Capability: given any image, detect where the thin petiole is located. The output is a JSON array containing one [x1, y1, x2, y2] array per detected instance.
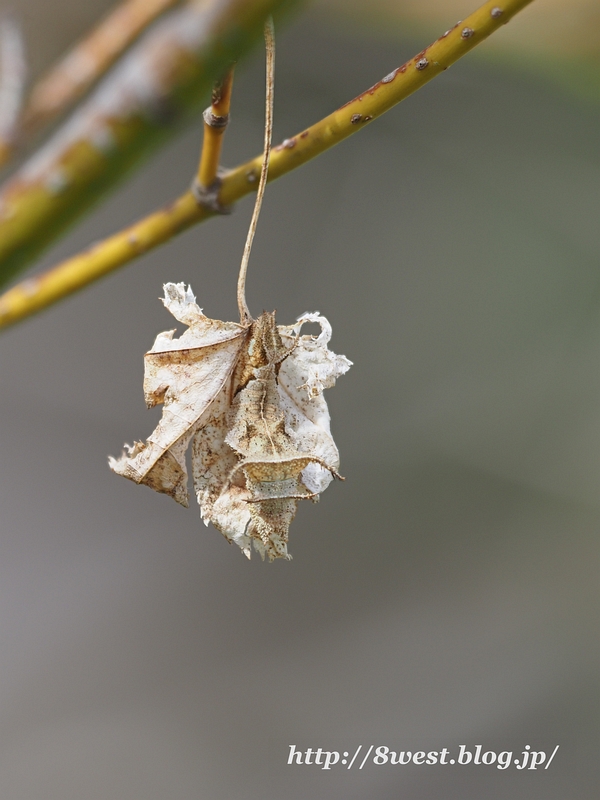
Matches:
[[237, 16, 274, 326]]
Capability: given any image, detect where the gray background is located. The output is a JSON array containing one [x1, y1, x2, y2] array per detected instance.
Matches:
[[1, 4, 600, 798]]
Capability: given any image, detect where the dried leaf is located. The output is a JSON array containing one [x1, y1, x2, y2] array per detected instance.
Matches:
[[110, 283, 351, 560]]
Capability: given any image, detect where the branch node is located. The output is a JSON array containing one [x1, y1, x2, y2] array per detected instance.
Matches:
[[202, 107, 230, 130], [191, 175, 231, 214]]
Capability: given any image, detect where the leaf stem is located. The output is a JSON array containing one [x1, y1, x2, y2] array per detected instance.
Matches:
[[0, 0, 534, 330], [237, 17, 274, 326]]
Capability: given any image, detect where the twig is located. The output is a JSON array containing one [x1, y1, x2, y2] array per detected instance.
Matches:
[[193, 65, 235, 211], [0, 0, 534, 330], [237, 17, 274, 325], [0, 0, 300, 289]]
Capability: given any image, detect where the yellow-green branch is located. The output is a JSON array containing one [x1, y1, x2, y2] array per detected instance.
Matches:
[[0, 0, 534, 330]]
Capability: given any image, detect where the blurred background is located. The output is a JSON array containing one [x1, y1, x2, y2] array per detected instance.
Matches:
[[1, 0, 600, 797]]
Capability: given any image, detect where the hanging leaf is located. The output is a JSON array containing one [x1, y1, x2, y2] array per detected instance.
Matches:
[[110, 282, 351, 560]]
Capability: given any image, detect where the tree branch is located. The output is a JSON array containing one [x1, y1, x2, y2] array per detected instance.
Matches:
[[0, 0, 534, 330]]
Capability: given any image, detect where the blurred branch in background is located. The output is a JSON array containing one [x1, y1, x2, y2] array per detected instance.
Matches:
[[0, 0, 300, 290], [0, 15, 27, 164], [19, 0, 183, 142], [0, 0, 535, 330]]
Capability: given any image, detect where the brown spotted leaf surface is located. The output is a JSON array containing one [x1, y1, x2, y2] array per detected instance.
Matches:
[[110, 283, 351, 560]]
